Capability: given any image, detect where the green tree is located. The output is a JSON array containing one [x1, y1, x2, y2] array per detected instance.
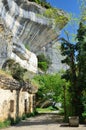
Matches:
[[60, 38, 78, 116], [76, 22, 86, 89], [76, 22, 86, 119], [79, 0, 86, 21], [37, 54, 50, 72], [60, 22, 86, 121], [34, 73, 66, 107]]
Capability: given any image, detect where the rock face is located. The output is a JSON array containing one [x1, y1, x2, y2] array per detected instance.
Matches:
[[37, 42, 68, 74], [0, 20, 12, 67], [0, 0, 68, 73], [45, 42, 68, 73], [0, 18, 37, 73], [0, 0, 58, 52]]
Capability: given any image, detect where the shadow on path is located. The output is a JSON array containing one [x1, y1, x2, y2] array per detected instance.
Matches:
[[15, 113, 64, 127]]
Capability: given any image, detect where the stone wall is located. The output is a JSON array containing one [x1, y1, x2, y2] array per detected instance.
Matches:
[[0, 72, 37, 122], [0, 88, 34, 122], [0, 89, 17, 121]]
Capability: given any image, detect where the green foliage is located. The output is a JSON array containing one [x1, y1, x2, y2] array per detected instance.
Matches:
[[11, 63, 27, 82], [36, 106, 57, 113], [37, 54, 50, 72], [34, 73, 66, 105], [25, 44, 30, 50], [76, 22, 86, 90], [82, 112, 86, 120], [22, 114, 27, 120], [0, 119, 11, 128], [76, 23, 86, 120], [60, 21, 86, 122], [29, 0, 51, 8], [79, 0, 86, 21], [38, 62, 48, 71], [44, 8, 69, 29], [9, 117, 21, 125], [3, 59, 27, 83], [29, 0, 68, 28], [26, 111, 38, 118]]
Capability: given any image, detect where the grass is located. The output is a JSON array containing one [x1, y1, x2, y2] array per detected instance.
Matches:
[[36, 106, 58, 113], [0, 69, 12, 78]]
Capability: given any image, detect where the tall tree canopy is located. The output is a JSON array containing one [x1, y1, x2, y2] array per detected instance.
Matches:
[[60, 21, 86, 121]]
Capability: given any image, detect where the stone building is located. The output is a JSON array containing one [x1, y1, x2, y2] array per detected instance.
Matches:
[[0, 72, 38, 122]]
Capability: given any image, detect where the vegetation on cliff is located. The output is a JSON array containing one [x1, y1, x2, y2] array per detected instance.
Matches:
[[37, 54, 50, 72], [44, 8, 69, 29], [29, 0, 51, 8], [29, 0, 69, 29]]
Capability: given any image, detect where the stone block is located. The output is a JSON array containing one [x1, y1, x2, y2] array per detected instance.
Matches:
[[69, 116, 79, 127]]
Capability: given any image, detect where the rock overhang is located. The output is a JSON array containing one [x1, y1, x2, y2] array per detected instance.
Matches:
[[0, 0, 69, 52], [0, 0, 69, 73]]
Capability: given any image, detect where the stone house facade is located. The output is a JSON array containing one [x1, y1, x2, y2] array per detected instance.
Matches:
[[0, 73, 37, 122]]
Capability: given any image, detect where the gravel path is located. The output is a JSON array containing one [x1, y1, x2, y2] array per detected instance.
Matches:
[[1, 113, 86, 130]]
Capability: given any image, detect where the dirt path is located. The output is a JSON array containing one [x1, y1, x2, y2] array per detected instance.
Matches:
[[1, 113, 86, 130]]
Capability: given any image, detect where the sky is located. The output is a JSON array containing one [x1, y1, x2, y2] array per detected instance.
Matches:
[[46, 0, 81, 42], [46, 0, 80, 16]]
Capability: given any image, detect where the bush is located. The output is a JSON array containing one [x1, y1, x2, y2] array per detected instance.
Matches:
[[37, 54, 50, 71], [38, 62, 48, 71], [0, 119, 11, 128], [82, 112, 86, 120], [9, 117, 21, 125], [26, 112, 37, 118], [22, 114, 27, 120]]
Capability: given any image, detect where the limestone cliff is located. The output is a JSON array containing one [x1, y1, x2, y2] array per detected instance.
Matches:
[[46, 42, 68, 73], [0, 0, 68, 73]]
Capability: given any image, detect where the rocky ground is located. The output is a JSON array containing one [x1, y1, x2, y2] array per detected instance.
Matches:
[[1, 113, 86, 130]]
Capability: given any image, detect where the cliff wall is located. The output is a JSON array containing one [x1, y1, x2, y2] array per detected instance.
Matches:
[[0, 0, 68, 73]]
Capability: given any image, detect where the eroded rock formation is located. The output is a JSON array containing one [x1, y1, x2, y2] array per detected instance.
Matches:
[[46, 42, 68, 73], [0, 0, 68, 73]]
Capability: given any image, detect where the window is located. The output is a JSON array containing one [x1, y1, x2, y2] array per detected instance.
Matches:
[[24, 99, 27, 114], [10, 100, 14, 112]]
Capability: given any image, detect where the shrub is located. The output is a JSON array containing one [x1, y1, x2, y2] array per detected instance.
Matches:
[[22, 114, 27, 120], [37, 54, 50, 71], [26, 111, 38, 118], [38, 62, 48, 71], [9, 117, 21, 125], [0, 119, 11, 128]]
